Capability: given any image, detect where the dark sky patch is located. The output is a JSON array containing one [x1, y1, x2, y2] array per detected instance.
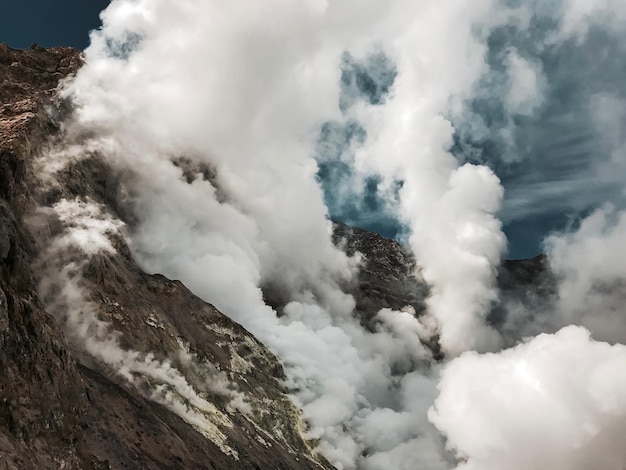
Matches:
[[1, 0, 110, 49]]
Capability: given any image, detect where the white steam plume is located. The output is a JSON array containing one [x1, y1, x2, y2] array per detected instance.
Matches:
[[431, 326, 626, 470], [48, 0, 626, 469], [427, 4, 626, 468], [60, 1, 520, 465], [545, 205, 626, 344], [350, 0, 509, 355]]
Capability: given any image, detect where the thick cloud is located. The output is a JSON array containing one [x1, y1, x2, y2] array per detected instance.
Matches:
[[58, 2, 516, 466], [431, 326, 626, 470]]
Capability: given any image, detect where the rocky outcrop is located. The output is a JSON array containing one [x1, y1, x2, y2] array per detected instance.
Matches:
[[332, 221, 428, 327], [0, 43, 88, 469], [332, 223, 555, 355]]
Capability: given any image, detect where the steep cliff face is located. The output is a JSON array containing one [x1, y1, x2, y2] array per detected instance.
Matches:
[[0, 43, 89, 469], [0, 43, 332, 470]]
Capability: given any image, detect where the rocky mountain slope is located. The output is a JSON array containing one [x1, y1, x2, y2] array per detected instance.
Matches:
[[0, 43, 332, 470], [0, 44, 552, 468]]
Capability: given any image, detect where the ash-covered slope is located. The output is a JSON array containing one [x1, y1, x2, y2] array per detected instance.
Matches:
[[0, 43, 331, 470]]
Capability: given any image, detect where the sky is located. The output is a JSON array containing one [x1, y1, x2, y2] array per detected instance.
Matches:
[[0, 0, 109, 49], [2, 1, 625, 260]]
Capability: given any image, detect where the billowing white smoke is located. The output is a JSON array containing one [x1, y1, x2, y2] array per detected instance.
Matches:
[[430, 2, 626, 464], [431, 326, 626, 470], [60, 1, 513, 467], [50, 0, 626, 469], [65, 0, 514, 355], [429, 3, 626, 468], [346, 0, 510, 356]]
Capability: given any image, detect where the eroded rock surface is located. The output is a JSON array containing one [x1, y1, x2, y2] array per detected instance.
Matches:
[[332, 221, 429, 327]]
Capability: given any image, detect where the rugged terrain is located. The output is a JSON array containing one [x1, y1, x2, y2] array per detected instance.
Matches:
[[0, 43, 332, 470], [0, 44, 551, 468]]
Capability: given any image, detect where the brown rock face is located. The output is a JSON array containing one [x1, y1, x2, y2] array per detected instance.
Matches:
[[0, 45, 331, 469], [332, 223, 555, 355], [0, 44, 88, 469], [0, 44, 81, 209], [331, 221, 429, 326]]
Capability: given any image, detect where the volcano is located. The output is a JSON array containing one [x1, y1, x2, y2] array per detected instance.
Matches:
[[0, 43, 556, 469]]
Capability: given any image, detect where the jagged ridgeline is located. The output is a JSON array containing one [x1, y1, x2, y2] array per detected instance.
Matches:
[[0, 44, 550, 469]]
